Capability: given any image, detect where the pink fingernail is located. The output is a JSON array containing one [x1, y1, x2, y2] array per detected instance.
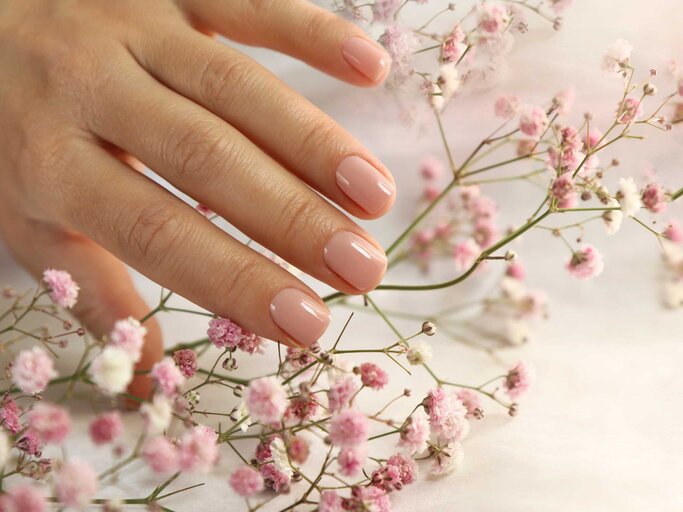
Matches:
[[270, 288, 331, 346], [342, 36, 391, 82], [336, 156, 395, 215], [324, 231, 387, 291]]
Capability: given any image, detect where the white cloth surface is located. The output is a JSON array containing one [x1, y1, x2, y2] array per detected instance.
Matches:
[[1, 1, 683, 510]]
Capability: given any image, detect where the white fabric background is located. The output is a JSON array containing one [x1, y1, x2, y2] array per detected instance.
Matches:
[[1, 1, 683, 510]]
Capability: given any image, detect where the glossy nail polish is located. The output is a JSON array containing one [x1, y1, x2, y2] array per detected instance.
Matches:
[[270, 288, 330, 346], [324, 231, 387, 291], [336, 156, 395, 215], [342, 36, 391, 82]]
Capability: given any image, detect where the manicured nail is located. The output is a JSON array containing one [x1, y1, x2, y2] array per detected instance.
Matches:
[[336, 156, 395, 215], [342, 36, 391, 82], [324, 231, 388, 291], [270, 288, 330, 346]]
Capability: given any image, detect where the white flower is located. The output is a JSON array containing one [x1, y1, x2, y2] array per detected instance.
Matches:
[[602, 199, 623, 235], [269, 438, 293, 478], [500, 277, 527, 300], [662, 239, 683, 269], [406, 341, 433, 365], [663, 280, 683, 309], [0, 430, 9, 468], [504, 319, 531, 345], [602, 39, 633, 72], [140, 394, 172, 435], [431, 441, 464, 477], [233, 401, 251, 432], [429, 83, 445, 111], [439, 63, 461, 101], [617, 177, 642, 216], [88, 347, 133, 395]]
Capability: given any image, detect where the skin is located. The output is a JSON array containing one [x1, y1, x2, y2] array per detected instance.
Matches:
[[0, 0, 395, 399]]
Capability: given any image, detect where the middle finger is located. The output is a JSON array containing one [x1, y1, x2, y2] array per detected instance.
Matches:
[[87, 58, 388, 294]]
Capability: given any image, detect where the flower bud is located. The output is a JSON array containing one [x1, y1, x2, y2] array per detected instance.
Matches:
[[421, 321, 437, 336], [504, 250, 517, 261], [643, 83, 657, 96]]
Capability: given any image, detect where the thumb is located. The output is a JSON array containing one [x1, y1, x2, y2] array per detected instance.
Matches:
[[1, 216, 164, 403]]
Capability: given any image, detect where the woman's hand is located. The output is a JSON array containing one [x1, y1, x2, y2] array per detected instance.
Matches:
[[0, 0, 395, 397]]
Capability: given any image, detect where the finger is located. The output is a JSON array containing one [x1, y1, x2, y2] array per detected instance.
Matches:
[[47, 139, 330, 348], [86, 60, 388, 294], [174, 0, 391, 86], [128, 27, 396, 219], [0, 216, 163, 402]]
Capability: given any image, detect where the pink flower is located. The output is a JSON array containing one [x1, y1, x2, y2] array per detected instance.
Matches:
[[11, 346, 57, 395], [89, 411, 123, 445], [338, 445, 367, 477], [494, 95, 520, 118], [142, 436, 179, 474], [195, 203, 214, 217], [359, 363, 389, 390], [17, 428, 42, 456], [327, 374, 359, 413], [617, 97, 643, 124], [229, 466, 264, 497], [178, 425, 218, 473], [553, 87, 575, 115], [664, 220, 683, 243], [172, 349, 198, 378], [419, 156, 444, 180], [442, 27, 466, 63], [0, 396, 21, 434], [287, 436, 310, 464], [423, 388, 470, 443], [549, 0, 573, 14], [54, 459, 98, 510], [320, 490, 344, 512], [42, 269, 79, 309], [207, 317, 262, 354], [329, 409, 370, 448], [344, 486, 392, 512], [285, 394, 319, 422], [285, 344, 317, 369], [455, 388, 483, 418], [399, 409, 430, 455], [245, 377, 288, 424], [473, 218, 498, 248], [476, 3, 510, 33], [503, 361, 534, 399], [506, 261, 526, 280], [641, 183, 667, 213], [372, 453, 418, 492], [151, 357, 185, 397], [551, 174, 575, 201], [372, 0, 400, 22], [108, 317, 146, 363], [453, 238, 480, 271], [519, 106, 548, 138], [1, 484, 47, 512], [260, 462, 291, 493], [28, 403, 71, 444], [379, 25, 417, 79], [566, 245, 604, 279]]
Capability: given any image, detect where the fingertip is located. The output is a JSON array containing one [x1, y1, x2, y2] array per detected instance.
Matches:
[[336, 156, 397, 217], [341, 36, 392, 85], [269, 288, 331, 347]]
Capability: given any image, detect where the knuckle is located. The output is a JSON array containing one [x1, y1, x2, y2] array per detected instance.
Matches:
[[297, 115, 342, 160], [124, 200, 185, 266], [166, 120, 235, 185], [275, 194, 321, 244], [198, 52, 261, 108], [214, 252, 261, 309], [302, 9, 337, 43]]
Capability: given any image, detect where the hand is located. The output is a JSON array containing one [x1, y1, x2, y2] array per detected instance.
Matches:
[[0, 0, 395, 397]]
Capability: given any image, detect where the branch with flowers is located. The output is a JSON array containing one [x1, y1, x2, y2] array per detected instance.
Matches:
[[1, 1, 682, 511]]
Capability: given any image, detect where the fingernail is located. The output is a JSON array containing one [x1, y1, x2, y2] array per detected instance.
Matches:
[[336, 156, 395, 215], [324, 231, 387, 291], [342, 36, 391, 82], [270, 288, 331, 346]]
